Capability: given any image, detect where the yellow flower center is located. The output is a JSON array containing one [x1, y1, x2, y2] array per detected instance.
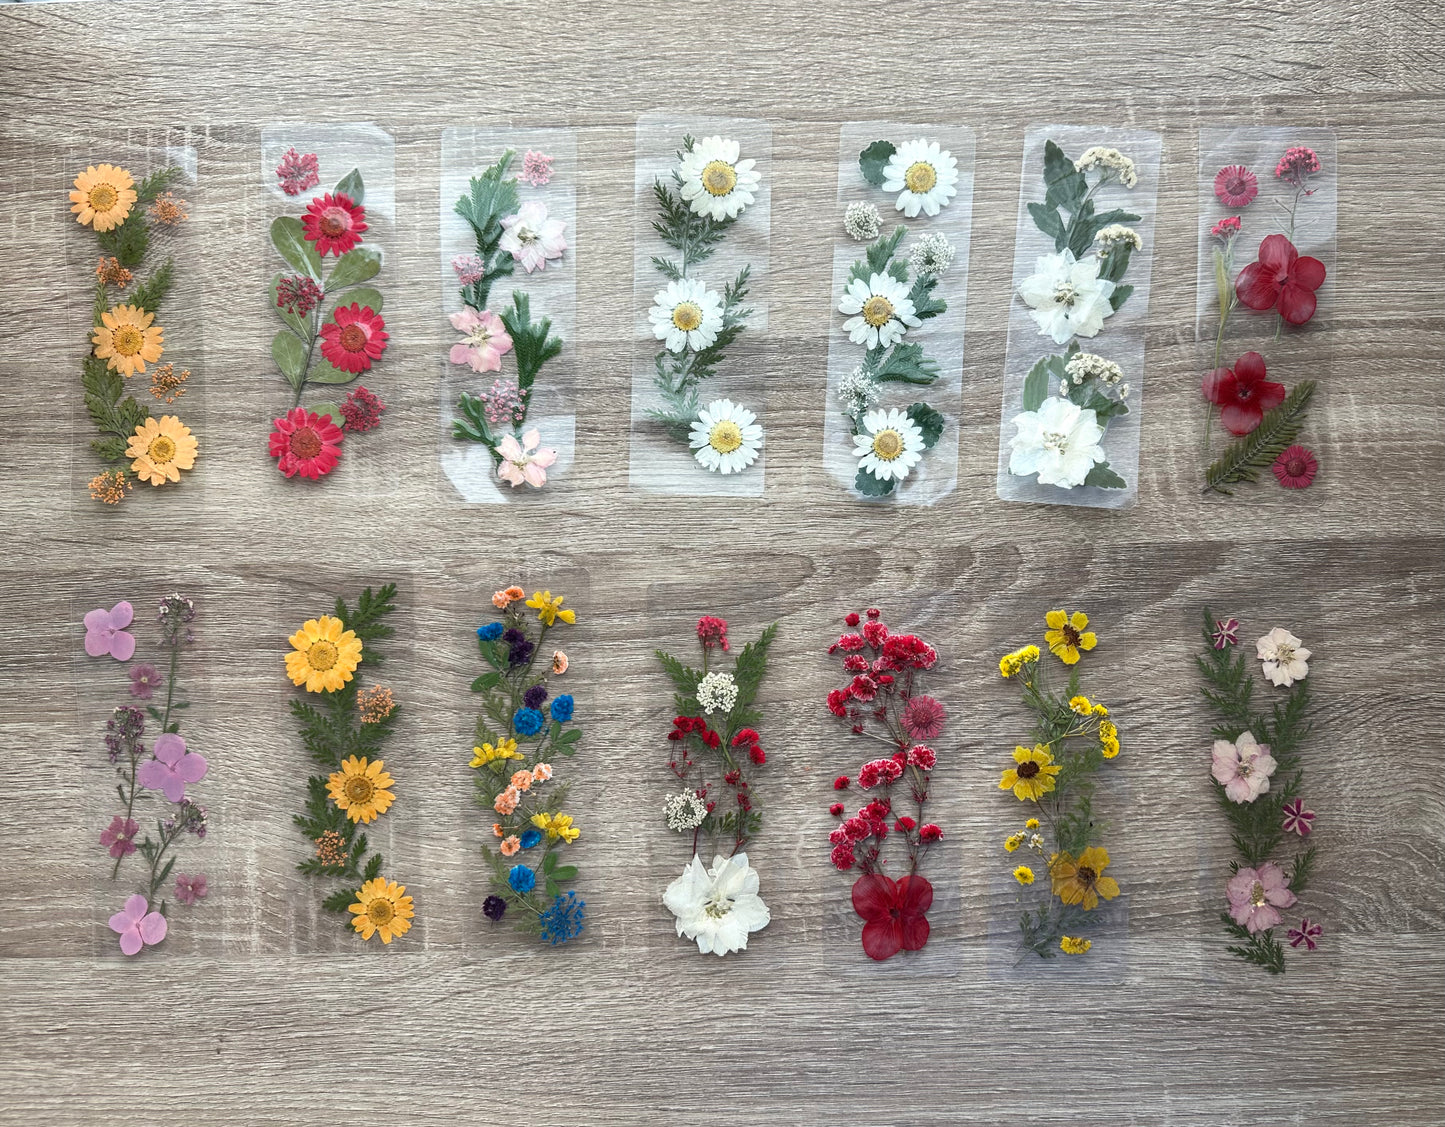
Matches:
[[338, 324, 367, 351], [147, 435, 177, 464], [671, 302, 703, 332], [904, 161, 937, 193], [701, 160, 737, 197], [1250, 881, 1266, 907], [111, 325, 144, 356], [367, 896, 395, 925], [345, 775, 375, 804], [862, 295, 894, 327], [89, 183, 119, 211], [307, 639, 338, 671], [709, 420, 743, 453], [871, 429, 904, 460]]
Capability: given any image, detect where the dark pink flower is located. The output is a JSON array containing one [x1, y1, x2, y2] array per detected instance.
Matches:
[[1272, 446, 1318, 489], [852, 873, 932, 961], [1282, 797, 1315, 836], [901, 695, 946, 741], [99, 816, 138, 859], [1214, 164, 1258, 208], [275, 148, 320, 196], [1275, 146, 1321, 191], [907, 744, 937, 770], [1287, 917, 1322, 950], [1202, 351, 1286, 436], [175, 873, 209, 906], [1211, 215, 1242, 241], [1236, 234, 1326, 325]]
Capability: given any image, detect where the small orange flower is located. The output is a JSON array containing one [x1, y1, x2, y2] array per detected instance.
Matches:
[[552, 650, 568, 674], [500, 835, 521, 857], [492, 585, 527, 609], [88, 469, 130, 505], [96, 256, 133, 288], [493, 786, 520, 815], [532, 763, 553, 783], [147, 191, 188, 225], [510, 769, 534, 792], [147, 363, 189, 405], [492, 822, 504, 837], [94, 304, 164, 377]]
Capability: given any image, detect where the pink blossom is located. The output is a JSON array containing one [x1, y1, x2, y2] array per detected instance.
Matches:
[[448, 309, 513, 373], [137, 732, 209, 803], [1275, 146, 1321, 191], [902, 695, 945, 741], [521, 150, 554, 187], [496, 428, 558, 489], [108, 893, 167, 956], [452, 254, 485, 285], [275, 148, 320, 196], [1226, 863, 1296, 934], [1287, 917, 1322, 950], [1210, 731, 1277, 803], [499, 201, 567, 274], [1210, 216, 1241, 243], [1281, 797, 1315, 837], [175, 873, 209, 906], [1213, 164, 1258, 208], [84, 602, 135, 661], [100, 816, 139, 859], [906, 744, 936, 770]]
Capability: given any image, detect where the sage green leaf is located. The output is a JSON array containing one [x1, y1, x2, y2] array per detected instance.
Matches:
[[271, 329, 308, 388], [854, 466, 896, 497], [905, 402, 946, 449], [1028, 202, 1067, 251], [307, 362, 362, 387], [308, 401, 341, 425], [875, 342, 939, 385], [859, 140, 896, 187], [333, 168, 364, 205], [1109, 283, 1135, 312], [543, 852, 558, 873], [330, 286, 383, 320], [326, 247, 381, 293], [1083, 462, 1127, 489], [1021, 355, 1053, 412], [1043, 140, 1087, 209], [269, 273, 311, 340], [270, 216, 322, 280], [550, 865, 578, 881]]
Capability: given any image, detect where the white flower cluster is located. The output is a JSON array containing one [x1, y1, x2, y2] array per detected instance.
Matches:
[[664, 790, 709, 832], [1074, 146, 1138, 189], [1095, 224, 1142, 255], [696, 671, 739, 715], [838, 365, 881, 419], [843, 201, 881, 242], [1065, 352, 1129, 401], [907, 231, 955, 278]]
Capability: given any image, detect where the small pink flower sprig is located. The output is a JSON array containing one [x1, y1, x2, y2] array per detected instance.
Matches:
[[89, 594, 210, 956], [1197, 610, 1319, 974]]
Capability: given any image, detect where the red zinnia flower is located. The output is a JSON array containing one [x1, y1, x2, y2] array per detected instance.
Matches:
[[1213, 164, 1258, 208], [320, 304, 388, 374], [1202, 351, 1286, 436], [269, 407, 343, 480], [830, 842, 857, 871], [1236, 234, 1326, 326], [1272, 445, 1318, 489], [301, 191, 367, 256], [731, 728, 759, 748], [901, 694, 946, 741], [852, 873, 932, 961]]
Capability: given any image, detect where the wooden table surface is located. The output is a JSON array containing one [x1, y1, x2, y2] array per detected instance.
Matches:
[[1, 1, 1442, 1123]]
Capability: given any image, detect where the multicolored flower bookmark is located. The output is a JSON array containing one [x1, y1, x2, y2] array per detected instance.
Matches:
[[471, 587, 585, 945]]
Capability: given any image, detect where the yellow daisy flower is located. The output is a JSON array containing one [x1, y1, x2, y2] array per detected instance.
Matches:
[[1025, 818, 1039, 830], [1060, 935, 1092, 955], [1044, 609, 1097, 665], [286, 614, 363, 693], [998, 644, 1040, 678], [1013, 865, 1035, 886], [1004, 832, 1024, 853], [470, 738, 522, 767], [93, 304, 164, 377], [70, 163, 137, 231], [126, 415, 197, 486], [1069, 695, 1093, 715], [1050, 847, 1120, 911], [998, 745, 1062, 801], [532, 811, 581, 843], [326, 756, 396, 824], [348, 877, 414, 944], [526, 590, 576, 626], [1100, 720, 1120, 759]]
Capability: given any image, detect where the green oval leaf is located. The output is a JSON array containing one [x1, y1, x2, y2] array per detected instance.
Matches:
[[326, 247, 381, 293], [307, 363, 362, 387], [270, 216, 321, 280], [334, 168, 365, 205], [1021, 355, 1053, 412], [271, 329, 308, 388], [308, 401, 341, 425], [330, 286, 382, 320]]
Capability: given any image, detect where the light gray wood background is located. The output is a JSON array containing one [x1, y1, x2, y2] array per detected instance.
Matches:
[[1, 1, 1442, 1123]]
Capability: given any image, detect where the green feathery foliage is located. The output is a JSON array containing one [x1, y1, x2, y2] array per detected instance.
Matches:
[[455, 152, 520, 310], [1204, 381, 1316, 495], [82, 355, 150, 463], [500, 291, 563, 401]]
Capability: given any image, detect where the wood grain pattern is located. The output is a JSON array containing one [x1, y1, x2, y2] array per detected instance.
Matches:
[[1, 0, 1442, 1122]]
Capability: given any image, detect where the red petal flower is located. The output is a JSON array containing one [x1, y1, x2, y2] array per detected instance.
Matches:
[[1235, 234, 1326, 326], [319, 304, 388, 374], [852, 873, 933, 961], [1202, 351, 1287, 435], [301, 191, 367, 257], [268, 407, 343, 480], [1213, 164, 1259, 208], [1272, 445, 1318, 489]]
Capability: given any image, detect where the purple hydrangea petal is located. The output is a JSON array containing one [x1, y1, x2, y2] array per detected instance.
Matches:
[[109, 631, 136, 661], [138, 911, 167, 946], [118, 926, 143, 956], [136, 760, 168, 793], [152, 733, 186, 766], [176, 752, 209, 784], [110, 602, 134, 629]]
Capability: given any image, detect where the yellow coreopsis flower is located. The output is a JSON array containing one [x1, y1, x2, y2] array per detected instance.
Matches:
[[94, 304, 165, 377], [326, 756, 396, 824], [1060, 935, 1093, 955], [71, 163, 137, 231], [286, 615, 363, 693], [470, 738, 522, 767], [126, 415, 197, 486], [1013, 865, 1035, 886], [1050, 847, 1120, 911], [526, 590, 576, 626], [348, 877, 414, 944], [998, 745, 1062, 802], [532, 811, 581, 843], [1044, 609, 1097, 665]]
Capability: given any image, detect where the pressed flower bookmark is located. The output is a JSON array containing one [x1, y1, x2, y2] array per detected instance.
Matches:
[[657, 614, 777, 955], [1197, 613, 1321, 972], [263, 125, 393, 483], [628, 116, 772, 496], [997, 127, 1160, 509], [1197, 128, 1336, 496], [440, 129, 576, 502], [824, 124, 975, 504], [70, 144, 201, 506], [287, 584, 416, 945], [471, 586, 585, 944], [83, 594, 210, 955]]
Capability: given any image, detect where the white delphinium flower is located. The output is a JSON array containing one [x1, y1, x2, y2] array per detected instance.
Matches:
[[689, 399, 762, 476], [1017, 250, 1116, 344], [663, 853, 770, 956], [844, 201, 882, 242], [853, 407, 926, 484], [1095, 224, 1142, 255], [908, 231, 955, 277], [696, 671, 739, 714], [677, 136, 761, 221], [881, 138, 959, 217], [838, 365, 881, 419], [1074, 146, 1138, 188], [1008, 396, 1107, 489], [664, 791, 709, 832], [1256, 628, 1311, 687], [839, 272, 920, 350], [650, 278, 724, 354]]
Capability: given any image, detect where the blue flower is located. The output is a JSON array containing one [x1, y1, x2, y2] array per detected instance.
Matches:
[[550, 694, 575, 723], [519, 828, 543, 849], [477, 622, 504, 642], [538, 890, 586, 945], [512, 707, 544, 737], [507, 865, 536, 894]]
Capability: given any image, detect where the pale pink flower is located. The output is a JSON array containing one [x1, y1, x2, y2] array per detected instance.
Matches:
[[1227, 863, 1296, 933], [448, 309, 513, 373], [108, 893, 167, 956], [1257, 627, 1310, 687], [497, 428, 558, 489], [1210, 731, 1277, 804], [499, 201, 567, 274], [521, 150, 554, 186]]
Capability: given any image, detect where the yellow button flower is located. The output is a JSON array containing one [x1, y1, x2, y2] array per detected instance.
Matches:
[[94, 303, 165, 377], [998, 644, 1041, 678], [1060, 935, 1092, 955], [286, 614, 363, 693], [70, 163, 137, 231], [1069, 695, 1093, 715], [1100, 720, 1120, 759], [1013, 865, 1035, 886], [532, 811, 580, 843], [526, 590, 575, 626], [1044, 609, 1097, 665], [126, 415, 197, 486], [999, 745, 1062, 802], [1004, 832, 1025, 853]]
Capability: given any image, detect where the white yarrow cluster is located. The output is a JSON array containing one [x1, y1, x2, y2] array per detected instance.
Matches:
[[696, 671, 739, 715], [907, 231, 955, 277], [1074, 146, 1138, 189], [844, 201, 881, 241], [838, 365, 881, 419], [1064, 352, 1124, 387], [664, 790, 709, 832], [1095, 224, 1142, 254]]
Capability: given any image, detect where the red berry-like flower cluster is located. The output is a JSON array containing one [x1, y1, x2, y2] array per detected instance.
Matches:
[[340, 386, 386, 434], [696, 616, 729, 652]]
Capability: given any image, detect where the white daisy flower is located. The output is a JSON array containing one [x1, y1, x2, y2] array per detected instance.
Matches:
[[650, 278, 724, 354], [881, 139, 959, 218], [839, 272, 920, 350], [689, 399, 762, 475], [678, 136, 761, 221], [1007, 395, 1107, 489], [853, 407, 926, 483], [1017, 250, 1117, 344], [663, 853, 770, 956]]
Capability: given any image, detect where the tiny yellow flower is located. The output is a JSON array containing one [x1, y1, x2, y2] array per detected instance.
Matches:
[[1013, 865, 1035, 886], [1093, 703, 1110, 716], [1069, 695, 1092, 715], [1005, 833, 1025, 853], [1025, 818, 1039, 830], [1060, 935, 1092, 955], [470, 738, 522, 767], [1099, 720, 1120, 759], [998, 644, 1041, 678], [526, 590, 576, 626], [531, 811, 581, 843]]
